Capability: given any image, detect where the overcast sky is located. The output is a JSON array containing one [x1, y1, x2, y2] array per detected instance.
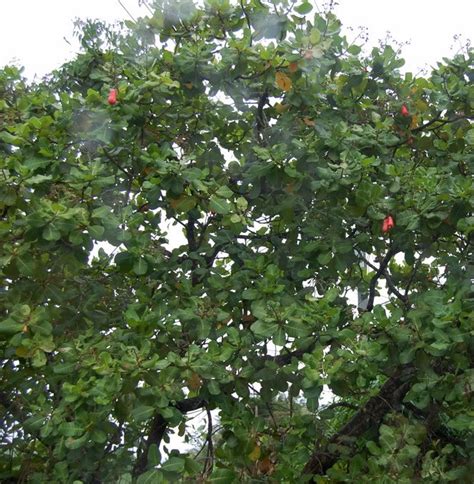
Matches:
[[0, 0, 472, 79]]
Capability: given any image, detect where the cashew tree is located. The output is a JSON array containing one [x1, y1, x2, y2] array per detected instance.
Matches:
[[0, 0, 472, 482]]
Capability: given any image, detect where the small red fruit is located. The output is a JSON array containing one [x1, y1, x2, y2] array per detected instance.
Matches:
[[400, 104, 409, 117], [108, 88, 118, 105], [382, 215, 395, 233]]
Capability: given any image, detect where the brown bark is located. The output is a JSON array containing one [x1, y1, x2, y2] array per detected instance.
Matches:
[[132, 344, 318, 476], [133, 397, 205, 477], [303, 365, 416, 478]]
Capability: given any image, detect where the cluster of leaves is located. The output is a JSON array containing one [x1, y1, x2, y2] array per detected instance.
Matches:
[[0, 0, 472, 482]]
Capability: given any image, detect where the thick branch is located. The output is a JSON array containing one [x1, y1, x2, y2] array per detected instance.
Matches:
[[303, 364, 416, 478], [404, 401, 465, 447], [133, 397, 205, 477], [133, 343, 319, 476]]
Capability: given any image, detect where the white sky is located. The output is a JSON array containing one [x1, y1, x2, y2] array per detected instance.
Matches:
[[0, 0, 472, 79]]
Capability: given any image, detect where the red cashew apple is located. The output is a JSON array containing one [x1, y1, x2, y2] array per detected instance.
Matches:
[[400, 104, 409, 117], [108, 88, 118, 105], [382, 215, 395, 233]]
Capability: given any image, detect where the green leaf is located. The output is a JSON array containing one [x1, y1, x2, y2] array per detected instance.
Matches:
[[31, 350, 47, 367], [209, 195, 231, 215], [318, 252, 332, 265], [286, 319, 310, 338], [92, 206, 113, 220], [133, 258, 148, 275], [0, 130, 22, 146], [0, 319, 24, 335], [59, 421, 84, 437], [161, 456, 185, 473], [216, 185, 234, 198], [399, 347, 415, 364], [16, 256, 35, 276], [310, 28, 321, 44], [147, 444, 161, 466], [209, 469, 238, 483], [25, 174, 53, 185], [250, 320, 279, 338], [446, 414, 474, 432], [53, 362, 77, 374], [366, 441, 381, 456], [295, 2, 313, 15], [236, 197, 248, 211], [136, 470, 164, 484], [43, 224, 61, 241], [24, 414, 46, 431], [208, 380, 221, 395], [65, 433, 88, 450], [465, 129, 474, 145], [170, 195, 197, 212], [184, 457, 202, 475], [88, 225, 105, 239], [242, 288, 259, 300], [117, 474, 133, 484], [132, 405, 155, 422]]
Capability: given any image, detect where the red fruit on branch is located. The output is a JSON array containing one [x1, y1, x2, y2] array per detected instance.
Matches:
[[382, 215, 395, 233], [108, 88, 118, 105], [400, 104, 409, 117]]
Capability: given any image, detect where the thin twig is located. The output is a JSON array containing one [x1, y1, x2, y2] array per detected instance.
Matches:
[[117, 0, 136, 22]]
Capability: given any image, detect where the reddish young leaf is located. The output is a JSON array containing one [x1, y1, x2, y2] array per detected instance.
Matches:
[[400, 104, 409, 117]]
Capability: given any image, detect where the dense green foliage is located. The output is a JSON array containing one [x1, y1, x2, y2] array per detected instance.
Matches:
[[0, 0, 473, 482]]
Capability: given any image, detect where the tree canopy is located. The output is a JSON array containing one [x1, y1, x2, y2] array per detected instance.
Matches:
[[0, 0, 473, 482]]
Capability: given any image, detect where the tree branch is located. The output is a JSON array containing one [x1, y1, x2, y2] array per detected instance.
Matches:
[[357, 251, 408, 307], [303, 364, 416, 478], [261, 341, 320, 366], [324, 402, 359, 411], [133, 397, 205, 477], [203, 406, 214, 476], [366, 248, 398, 311], [254, 89, 269, 145], [133, 342, 321, 476], [186, 215, 199, 286], [101, 146, 133, 179]]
